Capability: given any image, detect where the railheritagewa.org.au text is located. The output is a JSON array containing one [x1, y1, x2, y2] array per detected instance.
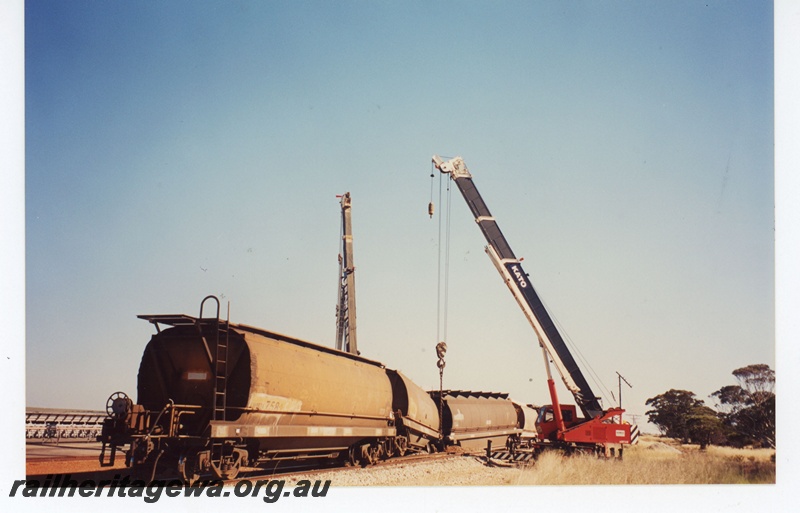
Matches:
[[9, 474, 331, 503]]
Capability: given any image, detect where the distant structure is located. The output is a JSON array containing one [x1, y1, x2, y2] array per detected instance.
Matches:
[[26, 408, 105, 442]]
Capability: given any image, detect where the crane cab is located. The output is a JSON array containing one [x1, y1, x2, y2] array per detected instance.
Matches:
[[536, 404, 581, 442]]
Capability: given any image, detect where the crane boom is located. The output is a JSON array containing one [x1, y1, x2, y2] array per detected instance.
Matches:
[[432, 155, 603, 418]]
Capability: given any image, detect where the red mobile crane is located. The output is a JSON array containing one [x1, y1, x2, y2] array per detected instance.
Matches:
[[432, 155, 637, 456]]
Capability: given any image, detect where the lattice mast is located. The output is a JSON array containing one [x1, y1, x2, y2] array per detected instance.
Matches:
[[335, 192, 358, 354]]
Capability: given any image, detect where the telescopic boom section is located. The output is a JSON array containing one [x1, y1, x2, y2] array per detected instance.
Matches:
[[432, 155, 604, 419], [335, 192, 358, 355]]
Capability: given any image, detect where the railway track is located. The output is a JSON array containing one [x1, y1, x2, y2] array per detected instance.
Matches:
[[27, 445, 462, 483], [224, 451, 461, 485]]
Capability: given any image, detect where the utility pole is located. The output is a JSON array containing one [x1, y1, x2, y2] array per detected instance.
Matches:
[[616, 371, 632, 423]]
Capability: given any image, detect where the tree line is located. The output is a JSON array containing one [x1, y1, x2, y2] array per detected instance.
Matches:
[[645, 364, 775, 449]]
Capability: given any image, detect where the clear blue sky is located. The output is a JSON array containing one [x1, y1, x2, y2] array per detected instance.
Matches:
[[21, 1, 775, 431]]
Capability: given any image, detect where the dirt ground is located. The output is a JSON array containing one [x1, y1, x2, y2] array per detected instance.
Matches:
[[287, 455, 520, 486], [26, 457, 128, 477], [26, 441, 127, 477]]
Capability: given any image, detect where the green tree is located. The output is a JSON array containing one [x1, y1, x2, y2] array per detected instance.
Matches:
[[686, 404, 726, 450], [711, 364, 775, 448], [645, 389, 705, 442]]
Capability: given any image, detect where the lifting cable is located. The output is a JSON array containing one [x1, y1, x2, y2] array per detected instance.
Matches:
[[443, 176, 452, 343], [432, 162, 454, 441], [431, 161, 453, 347], [540, 293, 616, 408]]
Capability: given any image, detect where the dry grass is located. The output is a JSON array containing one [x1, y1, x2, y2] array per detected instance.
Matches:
[[513, 437, 775, 485], [705, 444, 775, 462]]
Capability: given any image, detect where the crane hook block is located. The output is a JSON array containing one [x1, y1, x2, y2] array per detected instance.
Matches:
[[428, 202, 435, 218]]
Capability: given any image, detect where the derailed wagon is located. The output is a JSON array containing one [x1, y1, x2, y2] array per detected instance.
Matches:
[[430, 390, 520, 452], [100, 297, 458, 481]]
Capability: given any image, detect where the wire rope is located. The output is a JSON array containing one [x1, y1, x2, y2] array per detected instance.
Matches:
[[432, 164, 454, 347], [442, 178, 452, 343], [436, 166, 443, 344], [538, 291, 615, 407]]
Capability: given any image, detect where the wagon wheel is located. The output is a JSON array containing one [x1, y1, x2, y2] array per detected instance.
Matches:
[[211, 450, 244, 481], [356, 443, 379, 466], [216, 460, 240, 481], [211, 458, 242, 480], [394, 436, 407, 457], [369, 444, 382, 464], [346, 446, 358, 467]]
